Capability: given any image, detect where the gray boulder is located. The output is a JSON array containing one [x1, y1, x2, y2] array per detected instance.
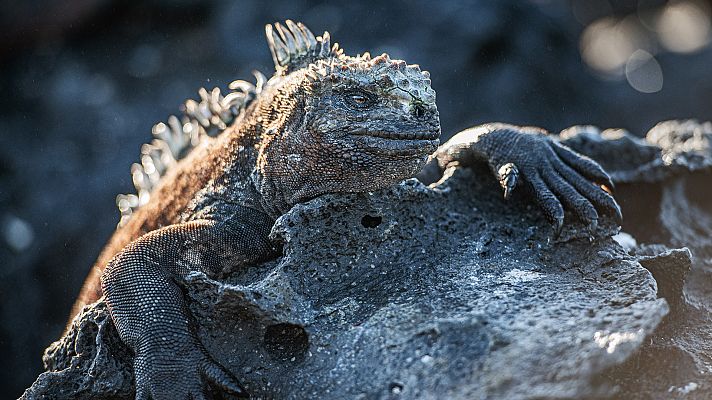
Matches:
[[23, 176, 664, 398], [24, 120, 712, 399]]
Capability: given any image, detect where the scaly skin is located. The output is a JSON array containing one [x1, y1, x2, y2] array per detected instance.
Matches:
[[70, 21, 621, 399]]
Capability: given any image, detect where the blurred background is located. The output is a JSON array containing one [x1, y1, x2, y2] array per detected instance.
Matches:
[[1, 0, 711, 397]]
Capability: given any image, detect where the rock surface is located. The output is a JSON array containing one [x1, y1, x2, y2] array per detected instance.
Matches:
[[564, 120, 712, 399], [25, 166, 669, 399]]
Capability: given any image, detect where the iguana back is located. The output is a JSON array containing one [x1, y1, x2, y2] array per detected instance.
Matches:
[[71, 75, 267, 317]]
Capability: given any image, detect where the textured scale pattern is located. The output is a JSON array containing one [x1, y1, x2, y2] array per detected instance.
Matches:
[[69, 20, 622, 398], [102, 216, 274, 399]]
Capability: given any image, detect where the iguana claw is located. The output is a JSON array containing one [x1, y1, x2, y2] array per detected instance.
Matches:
[[497, 162, 519, 200]]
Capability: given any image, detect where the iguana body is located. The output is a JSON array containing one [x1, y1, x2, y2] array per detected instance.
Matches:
[[71, 21, 621, 399]]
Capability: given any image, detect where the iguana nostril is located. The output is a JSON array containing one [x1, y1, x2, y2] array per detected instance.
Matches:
[[414, 104, 426, 118]]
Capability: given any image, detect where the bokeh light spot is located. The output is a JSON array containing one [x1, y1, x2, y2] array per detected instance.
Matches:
[[625, 49, 663, 93], [656, 0, 711, 53]]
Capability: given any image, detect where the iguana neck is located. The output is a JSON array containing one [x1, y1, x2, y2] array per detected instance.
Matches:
[[225, 72, 314, 218]]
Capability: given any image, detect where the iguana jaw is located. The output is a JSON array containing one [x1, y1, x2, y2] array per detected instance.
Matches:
[[349, 129, 440, 141], [346, 134, 440, 156]]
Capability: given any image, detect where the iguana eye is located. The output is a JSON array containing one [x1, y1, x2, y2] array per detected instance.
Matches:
[[344, 90, 374, 108], [352, 94, 367, 103]]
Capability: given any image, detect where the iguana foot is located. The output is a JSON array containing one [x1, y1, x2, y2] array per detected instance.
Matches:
[[487, 128, 622, 234], [514, 135, 623, 235], [133, 338, 247, 400]]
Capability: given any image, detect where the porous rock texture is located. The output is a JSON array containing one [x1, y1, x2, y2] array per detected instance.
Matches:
[[562, 120, 712, 399], [25, 162, 670, 399]]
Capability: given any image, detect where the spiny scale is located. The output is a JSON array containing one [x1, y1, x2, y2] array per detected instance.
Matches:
[[266, 19, 333, 73], [116, 72, 266, 228]]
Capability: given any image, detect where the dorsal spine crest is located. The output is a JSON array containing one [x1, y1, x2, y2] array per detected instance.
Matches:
[[116, 71, 266, 227], [266, 20, 334, 75]]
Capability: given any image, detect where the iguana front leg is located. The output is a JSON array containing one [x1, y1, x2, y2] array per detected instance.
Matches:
[[102, 209, 276, 399], [418, 123, 622, 234]]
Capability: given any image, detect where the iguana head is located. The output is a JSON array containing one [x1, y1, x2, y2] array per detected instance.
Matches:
[[252, 21, 440, 214]]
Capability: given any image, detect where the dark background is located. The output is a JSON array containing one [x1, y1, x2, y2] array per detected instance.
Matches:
[[1, 0, 711, 397]]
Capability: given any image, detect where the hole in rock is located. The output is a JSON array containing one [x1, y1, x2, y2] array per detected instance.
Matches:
[[361, 214, 382, 228], [263, 323, 309, 361]]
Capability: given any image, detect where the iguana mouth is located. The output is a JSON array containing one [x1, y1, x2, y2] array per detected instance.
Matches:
[[350, 130, 440, 141], [348, 133, 440, 155]]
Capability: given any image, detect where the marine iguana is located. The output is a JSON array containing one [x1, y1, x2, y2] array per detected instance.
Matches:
[[69, 20, 622, 399]]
